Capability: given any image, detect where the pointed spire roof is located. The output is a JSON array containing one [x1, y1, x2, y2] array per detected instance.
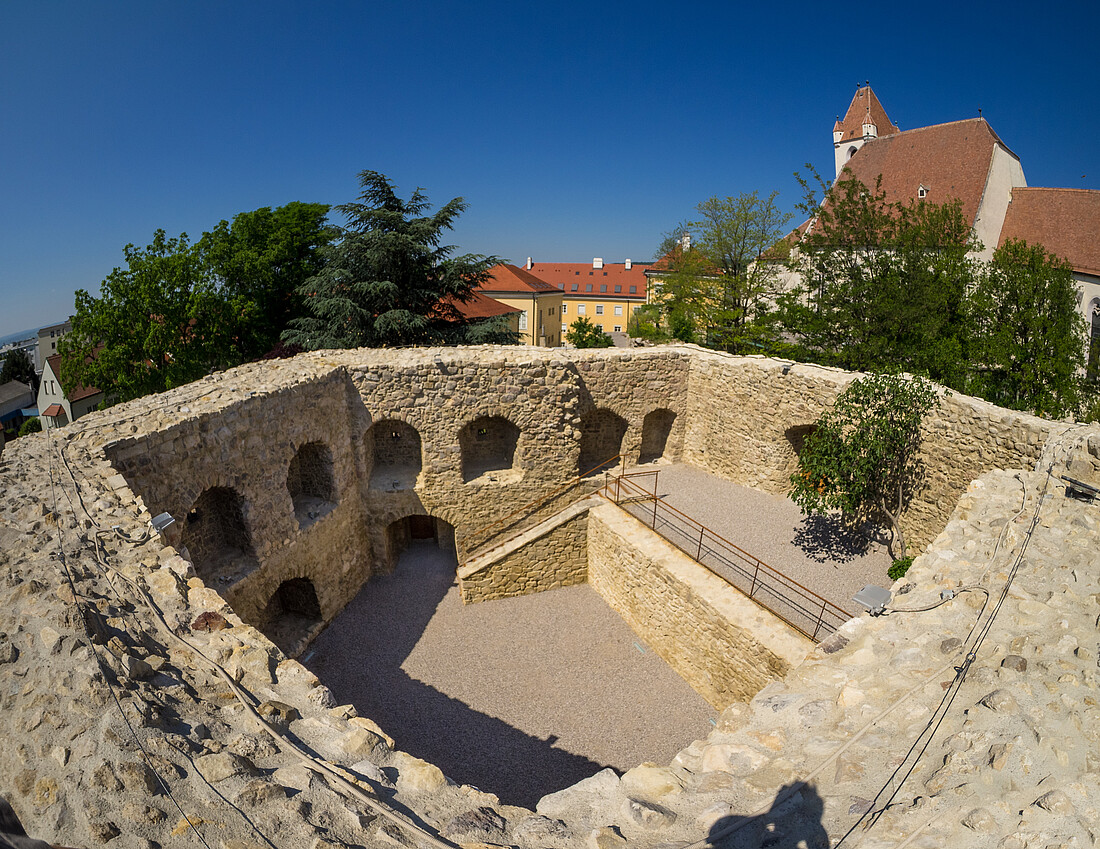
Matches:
[[834, 85, 899, 142]]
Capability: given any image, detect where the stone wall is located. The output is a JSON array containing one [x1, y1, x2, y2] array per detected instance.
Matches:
[[7, 343, 1099, 849], [458, 501, 590, 603], [681, 349, 1062, 550], [586, 502, 811, 710]]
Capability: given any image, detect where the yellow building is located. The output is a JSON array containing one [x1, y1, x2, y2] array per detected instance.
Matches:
[[525, 258, 650, 336], [476, 264, 563, 346]]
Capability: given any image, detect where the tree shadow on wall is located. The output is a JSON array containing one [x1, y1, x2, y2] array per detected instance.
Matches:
[[302, 541, 605, 809], [792, 513, 886, 564], [704, 782, 829, 848]]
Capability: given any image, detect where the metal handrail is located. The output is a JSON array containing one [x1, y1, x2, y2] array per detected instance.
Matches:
[[462, 454, 624, 559], [602, 473, 852, 641]]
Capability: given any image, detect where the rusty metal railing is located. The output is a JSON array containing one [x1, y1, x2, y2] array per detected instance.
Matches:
[[600, 472, 853, 641]]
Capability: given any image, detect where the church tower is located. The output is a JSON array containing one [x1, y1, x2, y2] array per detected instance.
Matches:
[[833, 84, 899, 178]]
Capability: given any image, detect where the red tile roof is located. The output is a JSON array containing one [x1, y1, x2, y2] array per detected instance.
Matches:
[[434, 291, 521, 321], [42, 403, 63, 417], [46, 353, 102, 403], [477, 264, 560, 294], [834, 86, 899, 143], [998, 187, 1100, 277], [840, 118, 1015, 228], [528, 261, 650, 298]]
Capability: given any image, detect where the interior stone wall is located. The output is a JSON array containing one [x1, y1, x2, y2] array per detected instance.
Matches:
[[681, 350, 1063, 551]]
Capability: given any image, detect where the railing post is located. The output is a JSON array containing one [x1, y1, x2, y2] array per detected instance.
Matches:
[[651, 493, 658, 528], [812, 597, 827, 642], [696, 525, 705, 560], [750, 561, 759, 597]]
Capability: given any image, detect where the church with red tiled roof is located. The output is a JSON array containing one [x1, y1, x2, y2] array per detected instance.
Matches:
[[825, 85, 1100, 353]]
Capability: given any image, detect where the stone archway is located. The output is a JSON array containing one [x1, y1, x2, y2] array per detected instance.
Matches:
[[287, 441, 337, 528], [386, 514, 458, 571], [578, 408, 628, 475], [367, 420, 422, 491], [638, 408, 677, 464], [459, 416, 521, 483], [181, 486, 257, 586], [260, 577, 324, 656]]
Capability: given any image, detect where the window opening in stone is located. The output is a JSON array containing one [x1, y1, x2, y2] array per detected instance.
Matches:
[[181, 486, 258, 586], [578, 408, 628, 475], [460, 416, 521, 484], [638, 408, 677, 464], [287, 441, 337, 528], [367, 420, 422, 491], [260, 577, 323, 656]]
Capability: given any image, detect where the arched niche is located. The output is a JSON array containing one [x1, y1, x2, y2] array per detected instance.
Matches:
[[638, 408, 677, 464], [459, 416, 521, 484], [386, 514, 457, 570], [181, 486, 257, 586], [287, 441, 337, 528], [367, 420, 422, 491], [260, 577, 323, 656], [578, 408, 628, 475]]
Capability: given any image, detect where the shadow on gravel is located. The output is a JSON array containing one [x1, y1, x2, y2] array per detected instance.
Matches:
[[303, 541, 605, 809], [792, 513, 882, 563], [705, 782, 828, 848]]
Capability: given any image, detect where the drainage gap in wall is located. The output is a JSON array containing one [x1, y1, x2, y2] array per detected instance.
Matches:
[[300, 531, 715, 809]]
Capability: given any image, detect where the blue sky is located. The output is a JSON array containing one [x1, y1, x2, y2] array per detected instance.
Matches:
[[2, 0, 1098, 339]]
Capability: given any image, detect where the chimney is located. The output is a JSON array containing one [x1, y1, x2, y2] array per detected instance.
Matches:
[[679, 233, 691, 251], [593, 257, 604, 269], [624, 258, 632, 270], [526, 257, 533, 270]]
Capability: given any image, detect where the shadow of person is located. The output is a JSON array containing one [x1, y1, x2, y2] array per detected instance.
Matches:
[[705, 782, 829, 848]]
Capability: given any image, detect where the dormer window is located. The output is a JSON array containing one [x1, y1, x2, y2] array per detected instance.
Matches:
[[918, 184, 929, 199]]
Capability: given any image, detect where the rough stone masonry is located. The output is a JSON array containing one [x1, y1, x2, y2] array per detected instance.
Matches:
[[1, 343, 1097, 848]]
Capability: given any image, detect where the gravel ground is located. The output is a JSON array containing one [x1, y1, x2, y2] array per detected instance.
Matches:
[[622, 463, 893, 628], [303, 464, 891, 808], [304, 541, 717, 809]]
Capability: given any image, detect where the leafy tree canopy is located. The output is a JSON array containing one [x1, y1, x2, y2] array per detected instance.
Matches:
[[780, 169, 977, 387], [789, 372, 941, 560], [566, 316, 614, 348], [968, 239, 1086, 418], [63, 202, 332, 403], [0, 348, 37, 393], [653, 191, 792, 352], [282, 170, 500, 350], [198, 202, 335, 358]]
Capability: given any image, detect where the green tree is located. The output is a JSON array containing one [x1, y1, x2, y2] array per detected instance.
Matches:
[[566, 316, 614, 348], [781, 170, 977, 387], [967, 239, 1086, 418], [62, 230, 231, 402], [653, 192, 792, 352], [626, 303, 668, 342], [17, 417, 41, 437], [198, 202, 334, 359], [789, 372, 941, 560], [0, 348, 38, 393], [282, 170, 499, 350], [63, 203, 334, 403]]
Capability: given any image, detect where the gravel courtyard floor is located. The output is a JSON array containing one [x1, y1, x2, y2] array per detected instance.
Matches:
[[304, 463, 893, 808], [305, 541, 717, 809]]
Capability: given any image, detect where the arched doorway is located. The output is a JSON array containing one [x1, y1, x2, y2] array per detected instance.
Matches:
[[261, 577, 323, 655], [287, 441, 337, 527], [182, 486, 257, 585], [638, 409, 676, 464], [459, 416, 520, 483], [367, 420, 422, 490], [578, 408, 628, 475], [386, 514, 457, 570]]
